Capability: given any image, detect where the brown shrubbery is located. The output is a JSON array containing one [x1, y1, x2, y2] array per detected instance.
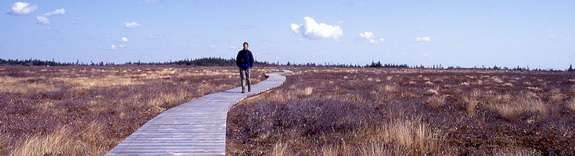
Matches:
[[0, 66, 274, 155], [228, 67, 575, 155]]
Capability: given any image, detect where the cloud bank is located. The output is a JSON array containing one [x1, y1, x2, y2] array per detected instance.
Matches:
[[291, 17, 343, 39], [124, 22, 142, 29], [9, 2, 37, 15]]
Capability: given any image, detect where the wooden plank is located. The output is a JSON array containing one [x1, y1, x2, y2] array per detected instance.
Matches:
[[107, 71, 289, 155]]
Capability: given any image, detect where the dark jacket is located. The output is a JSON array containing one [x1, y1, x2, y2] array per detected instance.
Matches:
[[236, 49, 254, 69]]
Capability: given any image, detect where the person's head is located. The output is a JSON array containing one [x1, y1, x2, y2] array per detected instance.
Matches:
[[243, 42, 249, 50]]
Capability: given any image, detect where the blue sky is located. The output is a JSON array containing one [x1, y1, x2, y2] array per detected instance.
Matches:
[[1, 0, 574, 69]]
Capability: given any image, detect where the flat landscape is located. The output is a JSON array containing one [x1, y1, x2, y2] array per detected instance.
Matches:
[[0, 66, 273, 155], [1, 66, 575, 155], [228, 67, 575, 155]]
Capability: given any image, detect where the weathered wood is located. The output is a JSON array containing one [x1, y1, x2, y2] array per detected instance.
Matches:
[[107, 70, 289, 155]]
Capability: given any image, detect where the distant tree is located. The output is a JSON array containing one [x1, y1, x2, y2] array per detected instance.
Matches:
[[568, 64, 574, 72]]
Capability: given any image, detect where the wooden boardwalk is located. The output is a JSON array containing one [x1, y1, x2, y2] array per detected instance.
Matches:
[[107, 70, 289, 155]]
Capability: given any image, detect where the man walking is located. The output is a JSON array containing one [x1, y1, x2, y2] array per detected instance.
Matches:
[[236, 42, 254, 93]]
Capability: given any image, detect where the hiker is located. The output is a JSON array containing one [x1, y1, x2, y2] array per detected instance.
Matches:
[[236, 42, 254, 93]]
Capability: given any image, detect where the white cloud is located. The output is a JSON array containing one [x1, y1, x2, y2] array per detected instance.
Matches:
[[416, 36, 431, 42], [359, 32, 384, 44], [359, 32, 374, 39], [36, 9, 66, 25], [36, 16, 50, 25], [291, 17, 343, 39], [124, 22, 142, 29], [43, 8, 65, 16], [109, 44, 127, 50], [120, 37, 128, 42], [110, 44, 119, 50], [9, 2, 37, 15]]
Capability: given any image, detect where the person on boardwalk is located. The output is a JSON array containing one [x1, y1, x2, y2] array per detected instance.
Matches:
[[236, 42, 254, 93]]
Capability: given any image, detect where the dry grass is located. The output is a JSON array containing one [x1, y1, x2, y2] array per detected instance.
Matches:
[[377, 119, 445, 153], [493, 147, 542, 156], [272, 142, 289, 156], [0, 76, 59, 94], [491, 96, 548, 121], [296, 87, 313, 97], [11, 121, 109, 156], [0, 133, 9, 153], [425, 95, 445, 110], [567, 98, 575, 112], [228, 67, 575, 155], [463, 90, 481, 117], [11, 122, 112, 155], [381, 85, 397, 92], [12, 126, 74, 156], [0, 66, 276, 155]]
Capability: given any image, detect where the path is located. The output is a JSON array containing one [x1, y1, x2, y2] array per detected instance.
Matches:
[[107, 70, 289, 155]]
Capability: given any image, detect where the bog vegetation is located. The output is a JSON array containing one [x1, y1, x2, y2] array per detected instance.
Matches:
[[228, 67, 575, 155], [1, 63, 575, 155], [0, 66, 271, 155]]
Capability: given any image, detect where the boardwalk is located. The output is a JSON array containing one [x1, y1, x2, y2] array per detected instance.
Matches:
[[107, 70, 289, 155]]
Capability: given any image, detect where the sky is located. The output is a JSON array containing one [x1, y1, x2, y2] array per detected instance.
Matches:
[[1, 0, 574, 69]]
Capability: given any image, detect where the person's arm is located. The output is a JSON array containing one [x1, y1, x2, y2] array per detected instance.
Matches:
[[248, 51, 254, 68], [236, 51, 242, 68]]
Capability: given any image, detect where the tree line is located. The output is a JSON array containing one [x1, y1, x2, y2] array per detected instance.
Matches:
[[1, 58, 572, 71]]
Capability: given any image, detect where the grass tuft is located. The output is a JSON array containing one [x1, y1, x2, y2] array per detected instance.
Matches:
[[380, 119, 443, 152], [11, 126, 74, 156], [464, 90, 482, 117], [567, 98, 575, 112], [303, 87, 313, 96], [425, 95, 445, 110], [492, 96, 548, 121], [0, 133, 9, 153], [272, 142, 289, 156]]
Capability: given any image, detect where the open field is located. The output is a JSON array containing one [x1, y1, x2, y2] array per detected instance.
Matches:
[[228, 67, 575, 155], [2, 66, 574, 155], [0, 66, 276, 155]]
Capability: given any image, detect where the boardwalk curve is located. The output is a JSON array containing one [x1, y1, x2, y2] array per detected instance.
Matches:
[[107, 70, 290, 155]]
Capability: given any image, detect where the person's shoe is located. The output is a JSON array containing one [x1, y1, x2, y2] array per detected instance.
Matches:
[[241, 88, 245, 93], [248, 86, 251, 92]]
